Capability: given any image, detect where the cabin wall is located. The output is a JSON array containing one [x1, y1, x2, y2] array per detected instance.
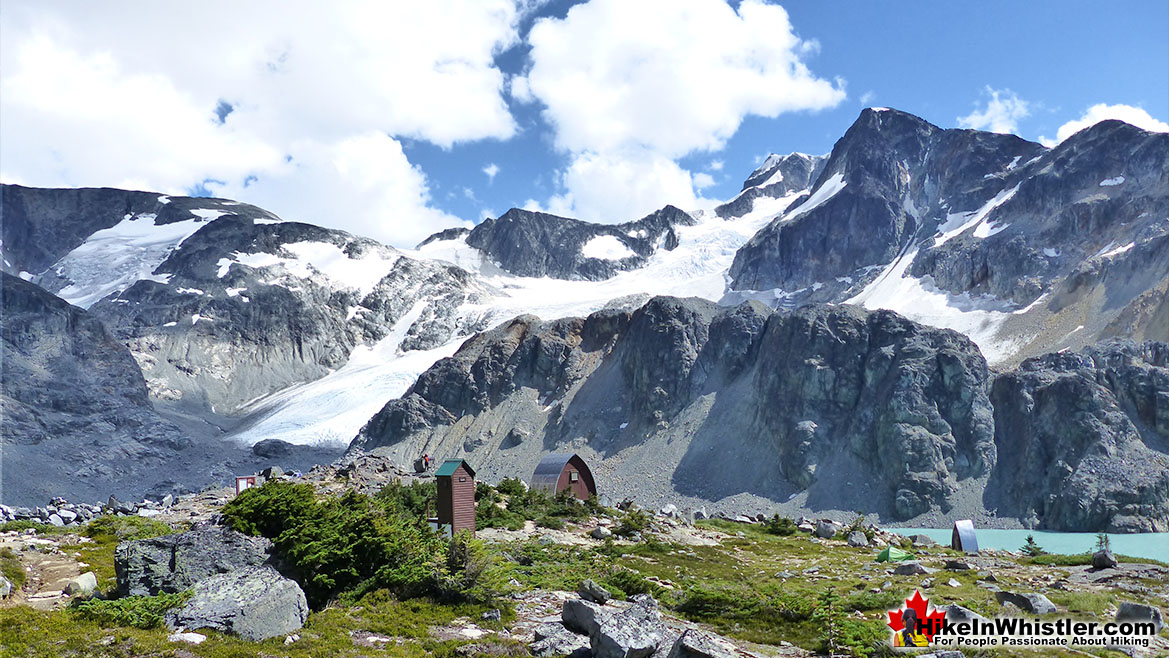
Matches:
[[438, 465, 476, 535]]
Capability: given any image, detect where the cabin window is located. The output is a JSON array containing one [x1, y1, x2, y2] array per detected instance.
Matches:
[[569, 471, 579, 483], [459, 477, 467, 482]]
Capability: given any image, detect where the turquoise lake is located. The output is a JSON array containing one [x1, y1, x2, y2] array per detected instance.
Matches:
[[890, 528, 1168, 563]]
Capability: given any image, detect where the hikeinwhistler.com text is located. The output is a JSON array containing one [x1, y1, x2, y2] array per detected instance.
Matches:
[[925, 617, 1158, 649]]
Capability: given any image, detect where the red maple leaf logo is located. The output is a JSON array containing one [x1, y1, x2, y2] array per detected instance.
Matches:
[[887, 590, 948, 641]]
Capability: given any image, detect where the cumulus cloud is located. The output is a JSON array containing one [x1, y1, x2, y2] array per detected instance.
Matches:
[[483, 163, 501, 182], [1040, 103, 1169, 146], [518, 0, 844, 222], [0, 0, 520, 246], [957, 87, 1031, 134]]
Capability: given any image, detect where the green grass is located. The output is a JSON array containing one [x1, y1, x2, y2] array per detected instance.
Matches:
[[0, 547, 27, 589], [72, 592, 192, 629], [0, 591, 520, 658]]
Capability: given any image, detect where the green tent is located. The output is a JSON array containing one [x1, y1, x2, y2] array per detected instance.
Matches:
[[876, 546, 916, 562]]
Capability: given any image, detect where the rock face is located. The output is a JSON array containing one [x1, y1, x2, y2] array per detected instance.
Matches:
[[666, 629, 738, 658], [589, 595, 665, 658], [727, 109, 1169, 366], [987, 341, 1169, 532], [165, 565, 308, 642], [0, 272, 191, 506], [714, 152, 827, 219], [455, 205, 697, 281], [1, 184, 495, 414], [995, 591, 1057, 614], [115, 525, 273, 596], [353, 296, 997, 523], [352, 294, 1168, 530]]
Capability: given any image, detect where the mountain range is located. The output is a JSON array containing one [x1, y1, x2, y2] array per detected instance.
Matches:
[[2, 108, 1166, 531]]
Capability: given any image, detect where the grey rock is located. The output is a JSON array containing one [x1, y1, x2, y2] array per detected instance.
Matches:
[[531, 622, 590, 657], [115, 524, 272, 596], [0, 575, 12, 599], [944, 604, 989, 626], [260, 466, 283, 480], [251, 439, 295, 459], [578, 579, 612, 605], [56, 509, 77, 524], [589, 595, 665, 658], [815, 520, 838, 539], [1092, 549, 1119, 569], [944, 560, 972, 571], [562, 598, 607, 635], [715, 153, 826, 219], [911, 534, 936, 547], [988, 341, 1169, 532], [166, 565, 308, 641], [48, 514, 64, 527], [591, 526, 613, 540], [847, 531, 869, 547], [666, 628, 737, 658], [460, 205, 695, 281], [481, 608, 501, 622], [66, 572, 98, 597], [894, 562, 935, 576], [1116, 602, 1164, 633], [995, 591, 1057, 614]]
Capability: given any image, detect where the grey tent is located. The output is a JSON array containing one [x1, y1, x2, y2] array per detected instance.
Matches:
[[951, 519, 979, 554]]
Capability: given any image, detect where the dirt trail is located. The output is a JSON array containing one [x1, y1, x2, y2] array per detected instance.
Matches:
[[0, 532, 86, 610]]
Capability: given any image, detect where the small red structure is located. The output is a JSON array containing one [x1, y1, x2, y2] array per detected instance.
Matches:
[[434, 459, 476, 536], [234, 475, 257, 495], [530, 453, 597, 500]]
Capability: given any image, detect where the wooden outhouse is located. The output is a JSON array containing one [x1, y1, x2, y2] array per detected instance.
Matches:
[[530, 453, 597, 500], [435, 459, 476, 536]]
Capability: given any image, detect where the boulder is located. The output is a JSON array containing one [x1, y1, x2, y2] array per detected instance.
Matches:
[[944, 604, 989, 626], [57, 509, 78, 524], [894, 562, 935, 576], [591, 526, 613, 540], [815, 520, 838, 539], [995, 591, 1057, 614], [847, 531, 869, 547], [66, 572, 98, 597], [1116, 602, 1164, 634], [579, 579, 612, 605], [666, 629, 737, 658], [0, 575, 12, 599], [563, 598, 607, 634], [165, 566, 308, 641], [48, 514, 64, 527], [115, 524, 272, 596], [910, 534, 936, 547], [252, 439, 295, 459], [944, 560, 972, 571], [589, 595, 665, 658], [1091, 549, 1118, 569], [531, 622, 590, 657], [260, 466, 284, 480]]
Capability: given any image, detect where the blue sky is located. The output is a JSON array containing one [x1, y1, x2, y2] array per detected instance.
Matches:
[[2, 0, 1166, 246]]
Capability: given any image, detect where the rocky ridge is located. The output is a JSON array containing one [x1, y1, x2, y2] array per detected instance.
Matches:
[[352, 296, 1168, 532]]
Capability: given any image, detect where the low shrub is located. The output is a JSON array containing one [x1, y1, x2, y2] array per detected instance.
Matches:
[[83, 515, 176, 543], [72, 592, 191, 629], [763, 514, 798, 536], [495, 477, 527, 497], [613, 509, 651, 537]]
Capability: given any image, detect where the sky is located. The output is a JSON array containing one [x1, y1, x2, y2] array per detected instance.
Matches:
[[2, 0, 1166, 248]]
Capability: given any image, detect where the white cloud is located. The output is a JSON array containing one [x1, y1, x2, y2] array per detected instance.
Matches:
[[519, 0, 844, 222], [859, 90, 875, 105], [483, 163, 500, 182], [708, 160, 724, 172], [208, 133, 469, 248], [692, 172, 716, 189], [543, 151, 713, 221], [957, 87, 1030, 134], [0, 0, 521, 247], [1040, 103, 1169, 146]]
